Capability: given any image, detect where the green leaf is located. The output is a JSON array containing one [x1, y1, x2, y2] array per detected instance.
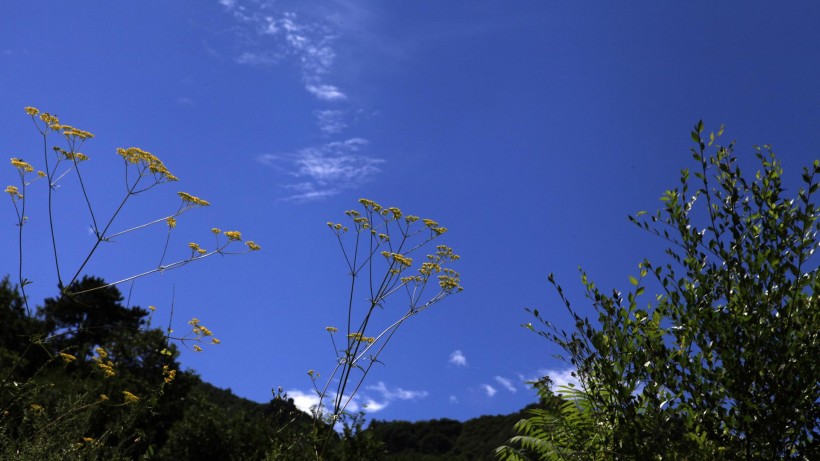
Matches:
[[629, 276, 638, 286]]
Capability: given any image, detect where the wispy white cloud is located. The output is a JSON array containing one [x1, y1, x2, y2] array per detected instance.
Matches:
[[217, 1, 346, 100], [366, 381, 429, 401], [235, 50, 282, 66], [449, 395, 459, 404], [257, 138, 383, 202], [315, 109, 347, 134], [306, 83, 346, 101], [448, 350, 467, 367], [287, 381, 426, 416], [494, 376, 517, 393], [482, 384, 497, 397]]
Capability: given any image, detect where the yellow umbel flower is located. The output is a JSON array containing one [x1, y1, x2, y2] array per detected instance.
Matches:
[[117, 147, 177, 181], [177, 191, 210, 206], [223, 230, 242, 241], [24, 106, 39, 116], [245, 241, 261, 251], [193, 345, 203, 352], [96, 361, 116, 378], [59, 352, 77, 364], [5, 185, 22, 199], [166, 216, 176, 229], [122, 391, 140, 404], [10, 158, 34, 173]]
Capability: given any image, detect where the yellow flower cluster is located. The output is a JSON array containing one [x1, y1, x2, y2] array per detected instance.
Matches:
[[39, 112, 59, 126], [53, 124, 94, 140], [434, 244, 460, 261], [223, 230, 242, 241], [381, 251, 413, 267], [122, 391, 140, 404], [387, 207, 402, 219], [189, 242, 207, 255], [93, 347, 116, 377], [116, 147, 178, 181], [163, 365, 177, 384], [166, 216, 177, 229], [438, 268, 462, 292], [60, 352, 77, 364], [422, 218, 447, 235], [177, 191, 210, 207], [11, 157, 34, 172], [25, 107, 93, 138], [5, 185, 22, 199], [188, 317, 212, 337], [245, 240, 261, 251], [326, 326, 339, 333], [419, 262, 442, 276], [53, 147, 90, 162], [347, 332, 376, 344], [30, 404, 44, 413], [327, 221, 350, 233], [95, 359, 116, 378]]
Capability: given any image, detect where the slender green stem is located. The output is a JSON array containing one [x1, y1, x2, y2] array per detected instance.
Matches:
[[42, 129, 64, 288]]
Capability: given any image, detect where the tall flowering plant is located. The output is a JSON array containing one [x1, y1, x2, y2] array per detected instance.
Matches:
[[309, 198, 462, 454]]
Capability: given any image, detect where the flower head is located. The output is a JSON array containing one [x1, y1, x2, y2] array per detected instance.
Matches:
[[223, 230, 242, 241], [122, 391, 140, 404], [10, 158, 34, 173], [117, 147, 177, 181], [178, 191, 210, 207], [5, 185, 22, 199]]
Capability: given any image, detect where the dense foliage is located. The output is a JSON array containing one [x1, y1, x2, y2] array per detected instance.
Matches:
[[499, 123, 820, 460], [0, 276, 385, 460]]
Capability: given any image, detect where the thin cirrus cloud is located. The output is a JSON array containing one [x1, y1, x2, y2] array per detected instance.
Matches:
[[494, 376, 517, 393], [217, 1, 346, 102], [314, 109, 348, 135], [286, 381, 427, 415], [448, 350, 467, 367], [257, 138, 383, 202]]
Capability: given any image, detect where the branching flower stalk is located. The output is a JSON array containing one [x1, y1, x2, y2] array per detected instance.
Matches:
[[311, 198, 462, 449], [4, 107, 261, 306]]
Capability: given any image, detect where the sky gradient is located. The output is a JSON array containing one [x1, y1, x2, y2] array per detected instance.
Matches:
[[3, 1, 820, 423]]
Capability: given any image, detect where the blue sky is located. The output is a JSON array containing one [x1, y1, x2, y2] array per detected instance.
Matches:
[[2, 1, 820, 423]]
